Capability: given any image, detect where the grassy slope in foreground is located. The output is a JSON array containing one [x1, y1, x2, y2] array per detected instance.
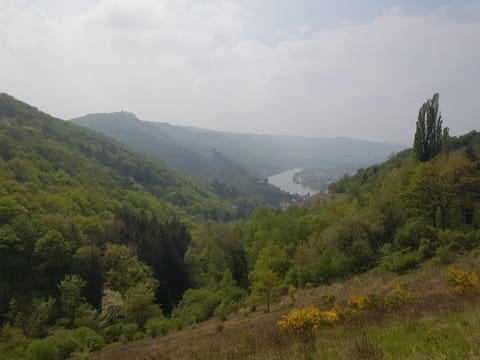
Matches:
[[92, 252, 480, 360]]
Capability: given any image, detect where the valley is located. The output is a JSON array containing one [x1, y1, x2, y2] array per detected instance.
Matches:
[[0, 93, 479, 360], [71, 112, 403, 207], [2, 2, 478, 359]]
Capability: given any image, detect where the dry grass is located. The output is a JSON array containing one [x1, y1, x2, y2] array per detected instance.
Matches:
[[91, 251, 480, 360]]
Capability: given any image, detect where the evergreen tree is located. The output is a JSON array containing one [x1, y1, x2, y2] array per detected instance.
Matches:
[[413, 93, 449, 162]]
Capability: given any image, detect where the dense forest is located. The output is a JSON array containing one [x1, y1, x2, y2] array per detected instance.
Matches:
[[1, 93, 479, 359]]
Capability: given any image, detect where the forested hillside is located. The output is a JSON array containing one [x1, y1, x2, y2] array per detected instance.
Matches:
[[90, 96, 480, 359], [0, 93, 245, 358], [1, 94, 479, 360], [71, 112, 403, 202], [71, 112, 295, 206]]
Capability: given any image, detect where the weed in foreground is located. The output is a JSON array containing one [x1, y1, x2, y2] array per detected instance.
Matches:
[[349, 329, 384, 360]]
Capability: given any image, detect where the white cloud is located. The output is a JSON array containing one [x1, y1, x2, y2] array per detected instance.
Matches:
[[1, 0, 479, 144]]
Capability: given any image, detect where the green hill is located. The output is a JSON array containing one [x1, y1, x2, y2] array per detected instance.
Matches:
[[0, 93, 238, 220], [71, 112, 404, 203], [0, 93, 239, 327], [86, 128, 480, 359], [2, 93, 479, 360], [70, 112, 295, 206]]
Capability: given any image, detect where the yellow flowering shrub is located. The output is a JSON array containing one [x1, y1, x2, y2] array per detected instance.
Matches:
[[447, 266, 479, 294], [347, 296, 369, 309], [347, 294, 383, 309], [348, 285, 413, 311], [277, 305, 338, 333]]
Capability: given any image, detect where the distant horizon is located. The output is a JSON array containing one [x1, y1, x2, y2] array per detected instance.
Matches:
[[2, 0, 478, 145], [71, 108, 410, 148]]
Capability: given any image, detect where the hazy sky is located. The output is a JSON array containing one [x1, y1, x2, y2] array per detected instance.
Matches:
[[1, 0, 479, 144]]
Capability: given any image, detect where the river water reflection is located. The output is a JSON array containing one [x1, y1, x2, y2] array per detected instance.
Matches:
[[267, 168, 318, 197]]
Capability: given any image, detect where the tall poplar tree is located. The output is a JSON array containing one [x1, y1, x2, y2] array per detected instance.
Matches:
[[413, 93, 449, 162]]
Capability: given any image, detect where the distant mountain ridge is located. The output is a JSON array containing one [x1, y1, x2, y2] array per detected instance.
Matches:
[[71, 112, 405, 201]]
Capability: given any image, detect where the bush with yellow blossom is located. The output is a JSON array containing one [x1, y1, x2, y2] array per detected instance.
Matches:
[[277, 305, 338, 333], [447, 266, 479, 294]]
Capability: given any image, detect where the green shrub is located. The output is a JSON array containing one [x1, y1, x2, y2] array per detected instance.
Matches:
[[171, 289, 221, 325], [381, 250, 418, 274], [119, 323, 143, 344], [73, 303, 97, 328], [71, 327, 104, 354], [123, 283, 161, 328], [433, 244, 457, 264], [438, 230, 480, 251], [103, 322, 126, 343], [25, 327, 105, 360], [48, 329, 77, 359], [25, 338, 60, 360], [145, 317, 169, 338], [0, 323, 28, 359], [418, 238, 436, 260], [169, 318, 184, 331], [394, 218, 436, 250]]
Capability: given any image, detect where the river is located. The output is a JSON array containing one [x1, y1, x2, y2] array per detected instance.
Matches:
[[267, 168, 318, 196]]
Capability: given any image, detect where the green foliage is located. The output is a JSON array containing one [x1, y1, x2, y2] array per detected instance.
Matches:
[[407, 156, 480, 228], [322, 209, 385, 272], [394, 218, 436, 250], [25, 338, 60, 360], [145, 316, 170, 338], [413, 93, 449, 162], [118, 323, 142, 343], [73, 303, 97, 328], [34, 229, 72, 284], [113, 211, 192, 313], [47, 329, 78, 359], [437, 229, 480, 252], [1, 93, 480, 356], [171, 288, 221, 325], [70, 326, 105, 354], [0, 323, 27, 359], [103, 244, 156, 295], [123, 283, 161, 328], [57, 275, 86, 326], [102, 322, 126, 343], [286, 247, 351, 287], [381, 250, 419, 274], [248, 267, 283, 312], [7, 297, 55, 338], [24, 327, 104, 360], [214, 270, 247, 318], [72, 245, 103, 308]]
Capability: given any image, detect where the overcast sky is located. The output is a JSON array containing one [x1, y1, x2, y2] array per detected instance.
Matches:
[[1, 0, 479, 144]]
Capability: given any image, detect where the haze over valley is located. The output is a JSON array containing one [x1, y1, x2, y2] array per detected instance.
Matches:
[[1, 1, 480, 359], [71, 111, 404, 200]]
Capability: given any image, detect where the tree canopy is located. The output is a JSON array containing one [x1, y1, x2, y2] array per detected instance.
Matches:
[[413, 93, 449, 162]]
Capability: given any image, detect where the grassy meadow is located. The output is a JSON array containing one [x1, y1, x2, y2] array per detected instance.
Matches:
[[91, 252, 480, 360]]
